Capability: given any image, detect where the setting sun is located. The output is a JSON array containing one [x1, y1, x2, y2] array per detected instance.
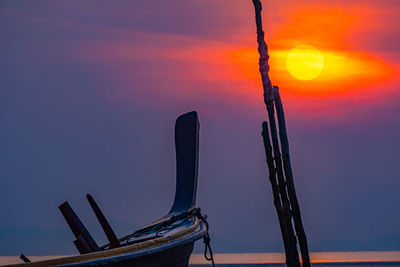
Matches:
[[286, 44, 324, 81]]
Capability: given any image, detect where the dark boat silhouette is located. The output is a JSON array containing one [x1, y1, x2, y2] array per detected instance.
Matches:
[[9, 111, 210, 267]]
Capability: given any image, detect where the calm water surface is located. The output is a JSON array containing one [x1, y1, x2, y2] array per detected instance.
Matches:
[[191, 265, 400, 267], [1, 252, 400, 266], [189, 252, 400, 267]]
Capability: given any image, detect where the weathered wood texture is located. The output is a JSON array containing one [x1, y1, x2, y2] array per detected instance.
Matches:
[[251, 0, 310, 266], [273, 88, 311, 266], [7, 218, 204, 267], [262, 122, 299, 266], [264, 97, 300, 267]]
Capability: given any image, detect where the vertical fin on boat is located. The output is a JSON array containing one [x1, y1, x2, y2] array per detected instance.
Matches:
[[86, 194, 120, 249], [169, 111, 200, 214], [59, 201, 99, 254]]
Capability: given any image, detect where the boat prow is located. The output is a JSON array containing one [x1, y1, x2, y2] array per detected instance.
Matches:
[[10, 111, 211, 267]]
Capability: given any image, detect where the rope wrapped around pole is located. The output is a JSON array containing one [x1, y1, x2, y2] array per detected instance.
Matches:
[[251, 1, 310, 266], [251, 0, 273, 99]]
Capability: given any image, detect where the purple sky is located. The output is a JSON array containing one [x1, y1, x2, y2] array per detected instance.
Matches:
[[1, 0, 399, 255]]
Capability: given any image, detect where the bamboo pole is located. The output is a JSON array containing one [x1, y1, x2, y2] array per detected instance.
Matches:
[[273, 88, 311, 267]]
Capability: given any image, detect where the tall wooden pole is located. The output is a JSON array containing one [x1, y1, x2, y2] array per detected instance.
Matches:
[[251, 1, 299, 266], [273, 88, 311, 266], [251, 1, 310, 266], [265, 96, 300, 267], [262, 121, 300, 267]]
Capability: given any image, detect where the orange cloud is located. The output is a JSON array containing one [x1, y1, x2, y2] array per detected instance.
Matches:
[[84, 3, 399, 120], [229, 6, 396, 98]]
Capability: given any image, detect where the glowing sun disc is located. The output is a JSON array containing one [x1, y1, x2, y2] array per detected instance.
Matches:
[[286, 44, 324, 80]]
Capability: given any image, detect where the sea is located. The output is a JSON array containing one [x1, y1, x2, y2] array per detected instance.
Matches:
[[1, 251, 400, 266], [189, 251, 400, 266]]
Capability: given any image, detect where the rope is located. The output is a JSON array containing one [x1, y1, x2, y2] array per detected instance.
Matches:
[[118, 209, 196, 246], [194, 208, 216, 267], [109, 207, 216, 267]]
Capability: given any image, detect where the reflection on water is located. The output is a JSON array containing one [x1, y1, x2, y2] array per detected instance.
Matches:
[[189, 251, 400, 267], [191, 264, 400, 267]]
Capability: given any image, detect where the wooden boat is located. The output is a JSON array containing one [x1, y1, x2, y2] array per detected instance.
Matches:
[[9, 111, 211, 267]]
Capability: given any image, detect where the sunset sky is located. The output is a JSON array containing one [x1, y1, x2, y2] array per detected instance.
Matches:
[[1, 0, 399, 255]]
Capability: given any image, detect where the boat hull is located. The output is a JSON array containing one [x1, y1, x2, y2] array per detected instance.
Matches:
[[89, 242, 194, 267], [8, 217, 206, 267]]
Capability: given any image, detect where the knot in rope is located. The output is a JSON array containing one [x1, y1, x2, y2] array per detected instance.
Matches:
[[193, 208, 215, 267]]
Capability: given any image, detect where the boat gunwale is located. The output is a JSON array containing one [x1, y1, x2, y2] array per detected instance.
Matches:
[[8, 217, 206, 267]]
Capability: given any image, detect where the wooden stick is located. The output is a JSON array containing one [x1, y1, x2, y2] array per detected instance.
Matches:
[[87, 194, 120, 249], [252, 1, 300, 266], [251, 0, 273, 98], [265, 97, 300, 267], [273, 87, 311, 267], [262, 121, 298, 266], [20, 254, 30, 263], [251, 1, 310, 266]]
